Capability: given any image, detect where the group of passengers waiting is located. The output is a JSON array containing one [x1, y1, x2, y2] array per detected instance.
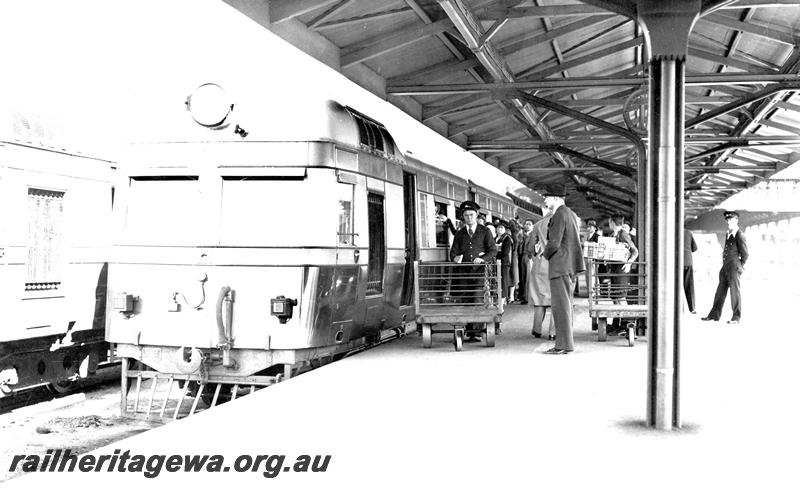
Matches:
[[438, 187, 749, 353]]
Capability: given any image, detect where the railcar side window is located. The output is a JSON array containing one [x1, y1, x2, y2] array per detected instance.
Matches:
[[26, 188, 65, 291], [338, 183, 354, 246], [418, 192, 430, 248], [434, 201, 449, 247]]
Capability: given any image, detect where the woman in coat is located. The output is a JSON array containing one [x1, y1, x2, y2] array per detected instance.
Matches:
[[495, 221, 514, 305], [529, 211, 555, 340]]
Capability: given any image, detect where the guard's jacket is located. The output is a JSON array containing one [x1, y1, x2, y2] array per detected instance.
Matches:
[[449, 224, 497, 263], [722, 229, 748, 272]]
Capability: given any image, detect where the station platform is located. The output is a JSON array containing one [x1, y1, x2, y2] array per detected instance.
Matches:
[[7, 276, 798, 487]]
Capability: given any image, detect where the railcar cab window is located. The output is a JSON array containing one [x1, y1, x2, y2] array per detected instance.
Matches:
[[218, 171, 337, 247], [124, 176, 201, 245]]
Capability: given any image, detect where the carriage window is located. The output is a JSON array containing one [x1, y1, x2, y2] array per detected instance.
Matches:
[[338, 184, 354, 246], [434, 201, 449, 248], [26, 188, 65, 291]]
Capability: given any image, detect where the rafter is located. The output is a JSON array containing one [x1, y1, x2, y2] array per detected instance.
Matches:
[[479, 4, 610, 19], [701, 12, 800, 46], [307, 0, 354, 29], [314, 6, 413, 30], [689, 46, 778, 73], [518, 37, 644, 80], [270, 0, 341, 24], [499, 15, 615, 57], [340, 18, 451, 68]]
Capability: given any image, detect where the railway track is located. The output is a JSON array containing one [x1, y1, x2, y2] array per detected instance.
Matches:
[[0, 365, 120, 415]]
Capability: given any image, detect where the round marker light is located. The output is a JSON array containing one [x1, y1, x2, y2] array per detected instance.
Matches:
[[186, 83, 233, 129]]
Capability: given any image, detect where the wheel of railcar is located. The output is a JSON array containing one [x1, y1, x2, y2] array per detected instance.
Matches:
[[454, 329, 463, 352], [47, 380, 77, 395], [627, 325, 635, 347], [598, 318, 607, 342], [422, 324, 432, 348], [485, 322, 495, 348]]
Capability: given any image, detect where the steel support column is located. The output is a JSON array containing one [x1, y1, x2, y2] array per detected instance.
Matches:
[[639, 0, 701, 431]]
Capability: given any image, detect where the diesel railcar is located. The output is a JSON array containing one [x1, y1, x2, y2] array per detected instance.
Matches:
[[106, 96, 540, 409], [0, 123, 115, 395]]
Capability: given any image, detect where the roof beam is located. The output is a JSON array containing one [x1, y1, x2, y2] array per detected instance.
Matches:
[[701, 12, 800, 46], [388, 58, 481, 86], [517, 37, 644, 79], [479, 4, 611, 19], [340, 18, 451, 68], [387, 73, 800, 95], [686, 82, 800, 128], [314, 6, 412, 30], [578, 187, 634, 208], [421, 94, 487, 121], [689, 46, 778, 73], [540, 144, 636, 178], [498, 15, 614, 57], [270, 0, 341, 24], [307, 0, 354, 28]]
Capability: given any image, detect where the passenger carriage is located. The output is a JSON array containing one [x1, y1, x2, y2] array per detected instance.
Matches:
[[0, 118, 115, 395]]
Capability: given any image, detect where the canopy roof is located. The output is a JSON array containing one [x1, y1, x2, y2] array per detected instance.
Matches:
[[231, 0, 800, 219]]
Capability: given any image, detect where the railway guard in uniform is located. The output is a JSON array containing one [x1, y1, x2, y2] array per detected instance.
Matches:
[[541, 185, 584, 354], [449, 200, 497, 341], [702, 211, 748, 324]]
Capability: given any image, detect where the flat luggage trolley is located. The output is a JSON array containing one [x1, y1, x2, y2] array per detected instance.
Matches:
[[413, 260, 504, 351], [588, 259, 647, 346]]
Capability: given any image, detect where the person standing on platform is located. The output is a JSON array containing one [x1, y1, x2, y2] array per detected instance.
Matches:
[[449, 200, 497, 341], [684, 229, 698, 314], [542, 185, 585, 354], [583, 219, 602, 329], [516, 219, 531, 304], [495, 221, 514, 309], [608, 215, 639, 332], [702, 211, 748, 324], [529, 208, 555, 340], [508, 220, 521, 302], [519, 218, 535, 304]]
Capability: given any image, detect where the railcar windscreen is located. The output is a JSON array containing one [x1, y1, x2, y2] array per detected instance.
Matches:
[[124, 177, 203, 245]]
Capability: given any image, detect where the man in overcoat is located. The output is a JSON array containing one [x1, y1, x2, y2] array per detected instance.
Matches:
[[542, 185, 585, 354], [702, 211, 748, 324]]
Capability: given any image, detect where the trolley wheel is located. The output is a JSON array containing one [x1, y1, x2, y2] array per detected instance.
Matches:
[[598, 318, 607, 342], [454, 329, 463, 352], [627, 324, 635, 347], [422, 324, 432, 349], [485, 322, 495, 348]]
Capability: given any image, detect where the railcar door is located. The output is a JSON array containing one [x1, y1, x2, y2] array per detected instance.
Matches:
[[362, 191, 386, 337], [400, 172, 417, 307], [329, 175, 360, 346]]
